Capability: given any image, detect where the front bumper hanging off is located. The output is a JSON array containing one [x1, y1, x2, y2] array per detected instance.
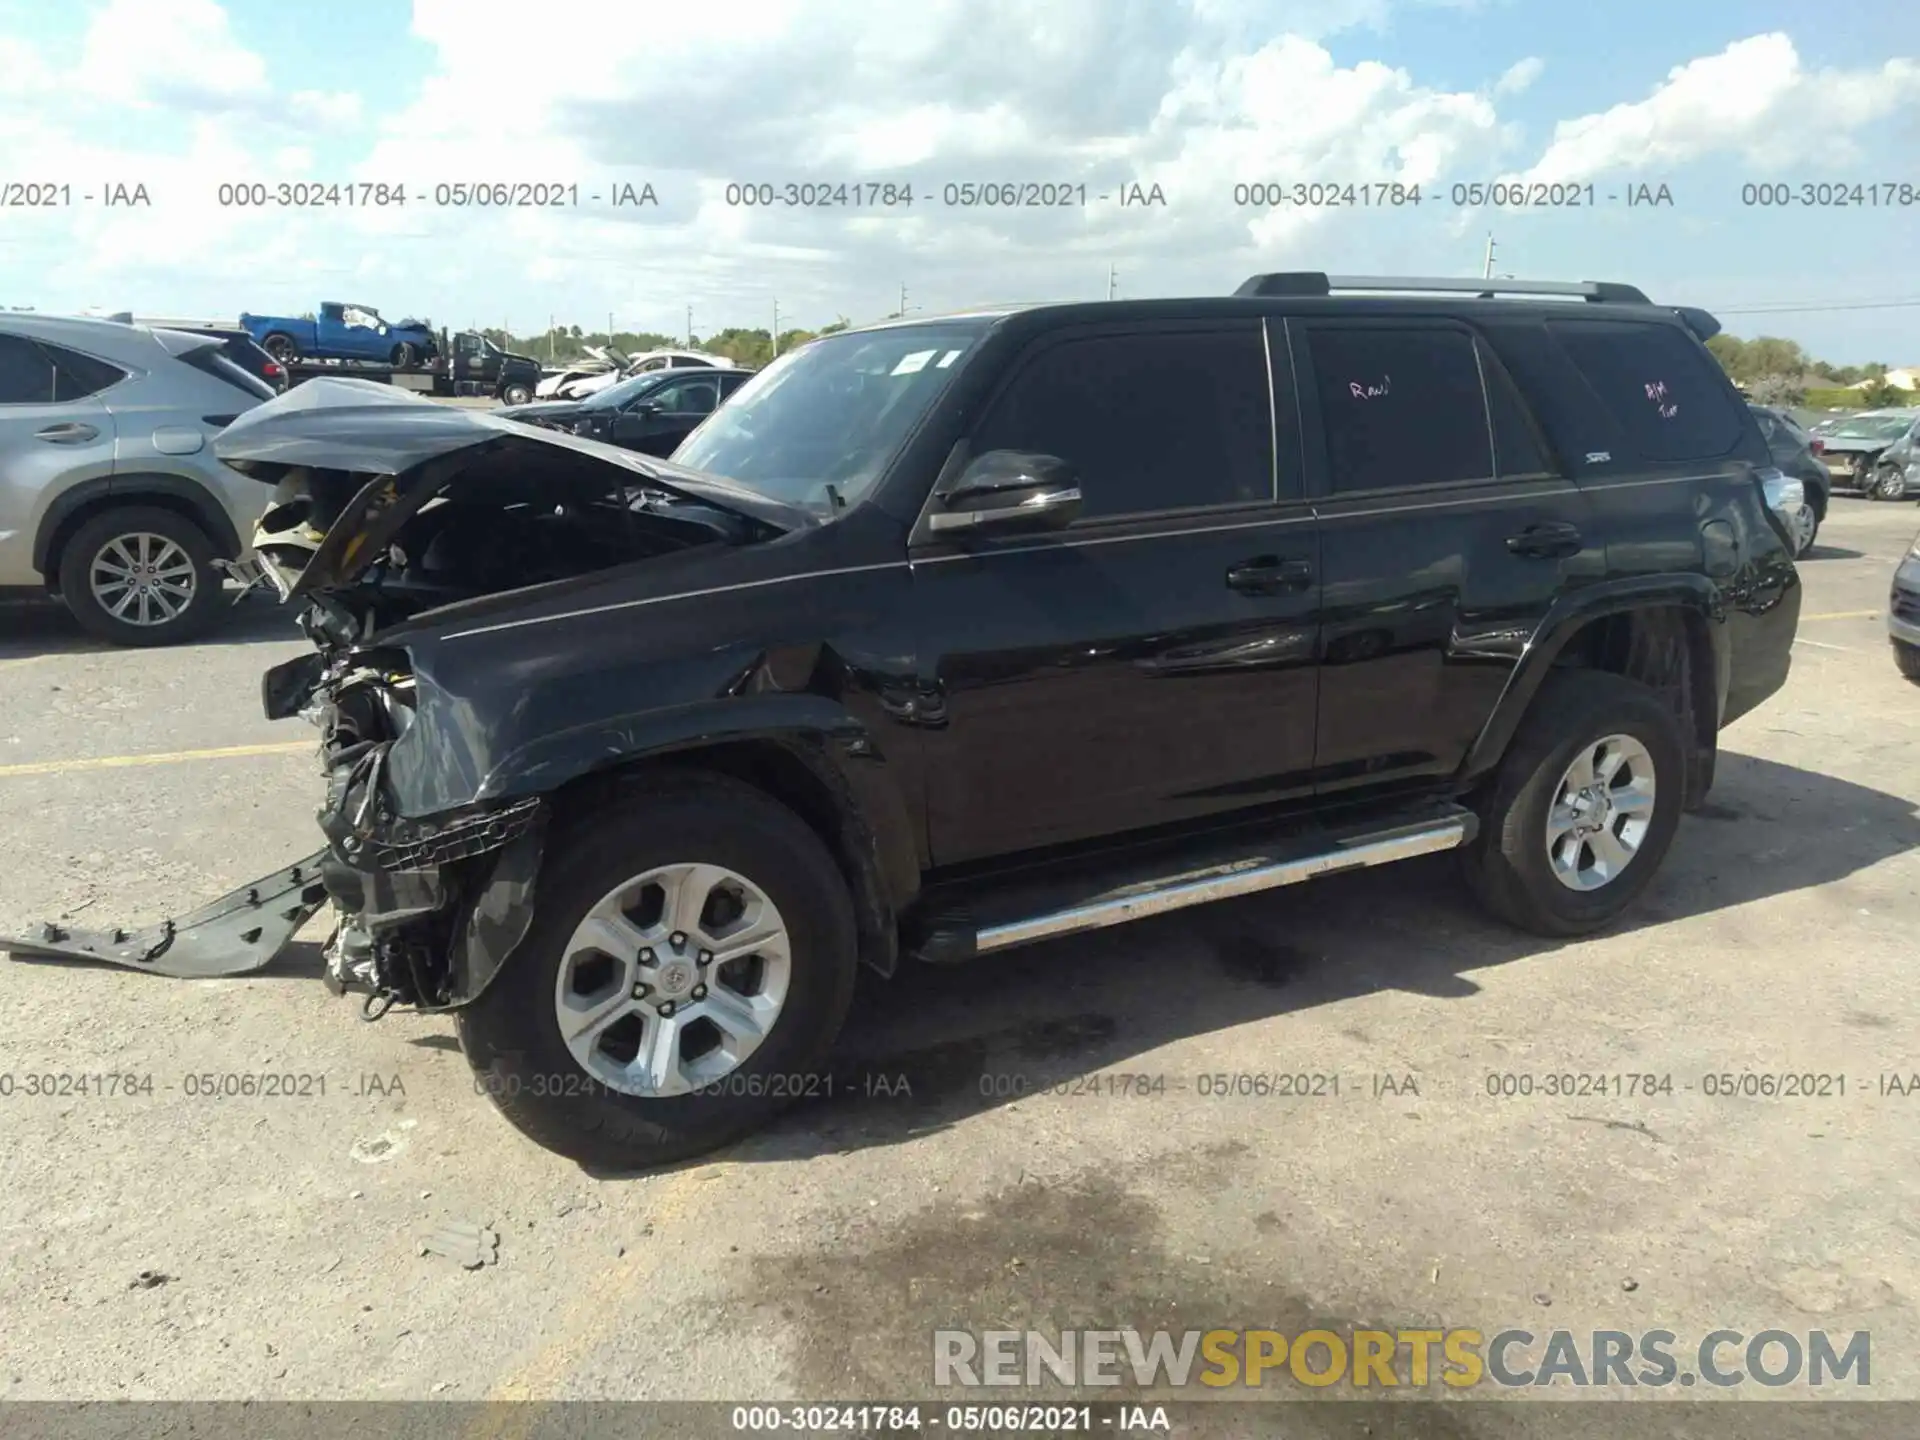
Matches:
[[1, 852, 331, 978]]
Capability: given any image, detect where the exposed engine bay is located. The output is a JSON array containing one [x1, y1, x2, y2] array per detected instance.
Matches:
[[253, 455, 748, 1016], [4, 426, 782, 1011]]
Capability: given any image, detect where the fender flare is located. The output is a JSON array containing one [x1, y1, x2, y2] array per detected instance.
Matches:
[[1458, 574, 1726, 786], [33, 472, 244, 577]]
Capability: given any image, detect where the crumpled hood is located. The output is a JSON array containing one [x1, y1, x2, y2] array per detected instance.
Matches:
[[215, 376, 811, 598]]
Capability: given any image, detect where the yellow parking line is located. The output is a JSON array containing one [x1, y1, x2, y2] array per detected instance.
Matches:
[[469, 1164, 722, 1428], [0, 740, 311, 779], [1799, 610, 1882, 622]]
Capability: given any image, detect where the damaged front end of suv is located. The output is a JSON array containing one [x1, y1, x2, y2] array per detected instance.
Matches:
[[5, 377, 812, 1019]]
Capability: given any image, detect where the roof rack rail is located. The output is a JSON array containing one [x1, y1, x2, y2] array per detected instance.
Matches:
[[1233, 273, 1652, 305]]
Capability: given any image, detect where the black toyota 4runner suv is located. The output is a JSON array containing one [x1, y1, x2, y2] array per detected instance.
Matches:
[[7, 274, 1803, 1167]]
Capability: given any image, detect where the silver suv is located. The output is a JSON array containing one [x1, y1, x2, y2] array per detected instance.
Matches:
[[0, 315, 276, 645]]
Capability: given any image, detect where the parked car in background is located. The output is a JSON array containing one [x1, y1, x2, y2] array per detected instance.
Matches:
[[534, 345, 619, 399], [1749, 403, 1827, 555], [1879, 418, 1920, 498], [0, 314, 275, 644], [557, 349, 736, 401], [1819, 409, 1920, 499], [100, 315, 286, 392], [240, 302, 439, 369], [1892, 526, 1920, 682], [179, 327, 287, 393], [499, 364, 755, 455]]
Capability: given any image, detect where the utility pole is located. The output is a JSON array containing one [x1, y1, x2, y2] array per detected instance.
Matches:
[[772, 298, 780, 357], [898, 282, 908, 318], [1107, 264, 1117, 300], [548, 313, 554, 361], [1482, 234, 1496, 279], [686, 305, 694, 347], [607, 311, 614, 345]]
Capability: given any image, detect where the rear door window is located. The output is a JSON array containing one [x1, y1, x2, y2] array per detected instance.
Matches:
[[1302, 325, 1493, 493], [1547, 319, 1742, 463]]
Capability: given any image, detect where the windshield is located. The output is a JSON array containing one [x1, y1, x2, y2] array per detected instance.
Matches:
[[1834, 415, 1917, 440], [672, 322, 989, 510]]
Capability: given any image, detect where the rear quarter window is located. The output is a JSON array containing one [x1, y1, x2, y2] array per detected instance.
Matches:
[[44, 344, 128, 400], [1547, 319, 1745, 464]]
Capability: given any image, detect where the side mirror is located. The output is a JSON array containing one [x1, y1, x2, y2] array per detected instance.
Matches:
[[926, 451, 1081, 536], [630, 401, 662, 416]]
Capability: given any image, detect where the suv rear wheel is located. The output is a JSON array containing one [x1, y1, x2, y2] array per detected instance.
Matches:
[[58, 506, 222, 646], [456, 771, 859, 1168], [1460, 669, 1686, 937]]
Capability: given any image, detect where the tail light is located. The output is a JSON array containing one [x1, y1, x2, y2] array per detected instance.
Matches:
[[1810, 438, 1824, 456]]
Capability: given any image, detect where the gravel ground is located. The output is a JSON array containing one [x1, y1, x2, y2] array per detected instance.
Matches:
[[0, 497, 1916, 1433]]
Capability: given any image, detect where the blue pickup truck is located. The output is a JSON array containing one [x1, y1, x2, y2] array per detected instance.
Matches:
[[239, 301, 439, 369]]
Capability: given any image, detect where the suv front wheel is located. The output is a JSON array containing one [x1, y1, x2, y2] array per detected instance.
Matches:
[[58, 506, 223, 646], [456, 771, 859, 1168], [1460, 670, 1686, 938]]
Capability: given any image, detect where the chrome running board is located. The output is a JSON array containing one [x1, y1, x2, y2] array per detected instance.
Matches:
[[969, 809, 1474, 955]]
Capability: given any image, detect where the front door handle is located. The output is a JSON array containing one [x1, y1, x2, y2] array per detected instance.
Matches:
[[1505, 521, 1582, 559], [1226, 555, 1314, 594], [35, 422, 99, 444]]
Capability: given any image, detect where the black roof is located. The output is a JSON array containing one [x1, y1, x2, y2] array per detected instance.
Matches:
[[847, 273, 1719, 344]]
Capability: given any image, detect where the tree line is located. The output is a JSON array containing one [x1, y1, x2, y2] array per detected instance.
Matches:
[[476, 318, 856, 370], [1703, 333, 1915, 409]]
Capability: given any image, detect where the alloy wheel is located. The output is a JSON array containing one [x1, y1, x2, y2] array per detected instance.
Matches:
[[553, 862, 792, 1097], [1544, 734, 1657, 892], [88, 532, 198, 627]]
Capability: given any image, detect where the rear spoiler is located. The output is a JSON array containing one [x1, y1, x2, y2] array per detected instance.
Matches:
[[150, 326, 225, 358], [1673, 307, 1721, 343]]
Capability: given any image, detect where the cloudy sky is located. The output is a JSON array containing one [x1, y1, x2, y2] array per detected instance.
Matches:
[[1, 0, 1916, 361]]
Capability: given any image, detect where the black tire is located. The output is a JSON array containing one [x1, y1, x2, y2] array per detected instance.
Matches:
[[261, 332, 298, 363], [501, 381, 533, 406], [1895, 641, 1920, 684], [57, 505, 223, 647], [1460, 670, 1687, 938], [390, 342, 418, 370], [456, 770, 859, 1168]]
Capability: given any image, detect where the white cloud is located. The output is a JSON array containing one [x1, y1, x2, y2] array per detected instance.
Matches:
[[1494, 57, 1543, 96], [1517, 34, 1920, 183], [78, 0, 268, 110], [5, 2, 1920, 337], [66, 0, 360, 129]]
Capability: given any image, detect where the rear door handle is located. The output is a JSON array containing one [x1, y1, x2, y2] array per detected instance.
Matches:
[[1226, 555, 1314, 594], [35, 422, 99, 444], [1505, 522, 1582, 559]]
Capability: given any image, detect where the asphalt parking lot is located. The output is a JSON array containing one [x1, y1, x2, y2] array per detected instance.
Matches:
[[2, 499, 1917, 1428]]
